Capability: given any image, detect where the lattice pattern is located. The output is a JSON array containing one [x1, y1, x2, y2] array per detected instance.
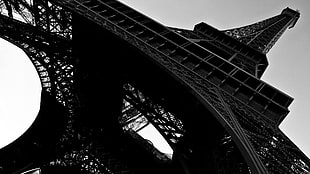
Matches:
[[0, 9, 78, 159], [222, 91, 310, 173], [0, 0, 34, 24], [224, 8, 299, 54], [170, 27, 261, 77], [0, 0, 74, 115], [0, 0, 308, 173], [121, 83, 184, 147], [53, 0, 292, 123], [0, 2, 146, 174], [48, 143, 134, 174], [50, 0, 308, 173], [33, 0, 72, 39], [0, 0, 72, 38]]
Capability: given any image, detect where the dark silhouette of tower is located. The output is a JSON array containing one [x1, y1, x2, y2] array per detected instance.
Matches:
[[0, 0, 308, 174]]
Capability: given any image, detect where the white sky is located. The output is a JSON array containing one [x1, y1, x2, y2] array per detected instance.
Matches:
[[0, 0, 309, 160], [0, 39, 41, 148]]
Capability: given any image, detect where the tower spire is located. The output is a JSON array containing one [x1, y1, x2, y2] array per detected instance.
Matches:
[[224, 7, 300, 54]]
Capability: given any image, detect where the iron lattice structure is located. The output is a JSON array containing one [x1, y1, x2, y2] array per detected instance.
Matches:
[[0, 0, 309, 174], [223, 8, 300, 54]]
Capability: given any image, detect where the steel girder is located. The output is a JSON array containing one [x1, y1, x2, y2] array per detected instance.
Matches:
[[168, 26, 267, 78]]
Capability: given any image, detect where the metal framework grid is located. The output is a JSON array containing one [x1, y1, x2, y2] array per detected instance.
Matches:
[[0, 0, 308, 174]]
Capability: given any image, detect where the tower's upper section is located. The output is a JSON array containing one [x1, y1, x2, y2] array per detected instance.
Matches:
[[224, 7, 300, 54], [172, 7, 300, 78]]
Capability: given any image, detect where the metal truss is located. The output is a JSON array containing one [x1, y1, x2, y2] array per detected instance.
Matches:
[[169, 26, 262, 77], [223, 8, 300, 54], [0, 0, 308, 174], [0, 0, 74, 125], [0, 2, 80, 173], [0, 10, 135, 174], [0, 0, 72, 38], [47, 142, 134, 174], [121, 83, 184, 148], [48, 0, 309, 173], [0, 12, 76, 141], [220, 90, 310, 173], [121, 84, 251, 173]]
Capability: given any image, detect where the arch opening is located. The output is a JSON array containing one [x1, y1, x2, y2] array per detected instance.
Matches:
[[119, 83, 182, 161], [0, 38, 42, 149]]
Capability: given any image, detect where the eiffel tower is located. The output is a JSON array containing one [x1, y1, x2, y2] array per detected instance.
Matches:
[[0, 0, 309, 174]]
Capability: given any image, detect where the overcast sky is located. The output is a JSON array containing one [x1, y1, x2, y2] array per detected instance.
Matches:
[[0, 0, 310, 160], [0, 39, 41, 149]]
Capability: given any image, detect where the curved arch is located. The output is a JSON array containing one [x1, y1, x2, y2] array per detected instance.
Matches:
[[0, 13, 75, 174], [0, 14, 64, 93], [0, 13, 75, 113], [0, 36, 52, 92]]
